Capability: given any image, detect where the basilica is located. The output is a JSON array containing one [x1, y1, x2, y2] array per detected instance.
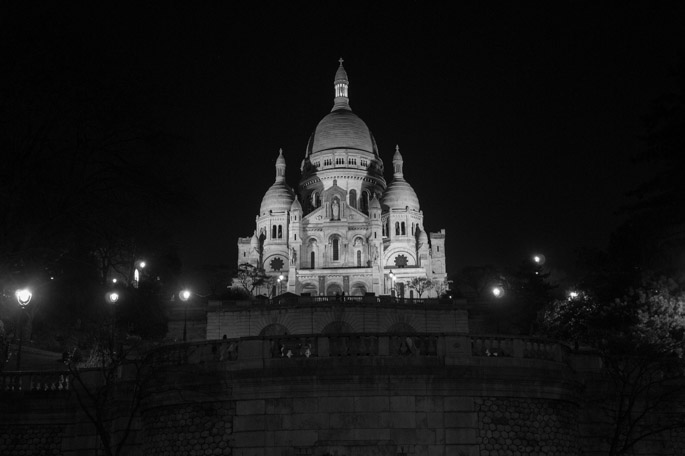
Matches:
[[237, 60, 447, 297]]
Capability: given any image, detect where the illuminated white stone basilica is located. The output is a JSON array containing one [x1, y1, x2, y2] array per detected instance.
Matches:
[[237, 60, 447, 297]]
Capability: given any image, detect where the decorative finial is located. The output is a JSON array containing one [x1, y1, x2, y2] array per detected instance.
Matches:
[[279, 148, 283, 155], [339, 57, 344, 65], [395, 145, 399, 153]]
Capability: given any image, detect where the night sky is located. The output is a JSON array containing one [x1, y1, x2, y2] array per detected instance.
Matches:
[[8, 3, 685, 281]]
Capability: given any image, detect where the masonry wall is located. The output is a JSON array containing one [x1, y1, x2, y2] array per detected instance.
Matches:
[[2, 335, 683, 456], [206, 300, 469, 339]]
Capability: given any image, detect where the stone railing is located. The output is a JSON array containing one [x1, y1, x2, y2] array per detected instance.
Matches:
[[0, 335, 575, 391], [471, 335, 570, 364], [222, 295, 464, 308], [0, 371, 70, 392], [145, 333, 570, 366]]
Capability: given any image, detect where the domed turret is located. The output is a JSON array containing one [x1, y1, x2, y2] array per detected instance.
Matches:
[[260, 149, 295, 214], [382, 146, 420, 211]]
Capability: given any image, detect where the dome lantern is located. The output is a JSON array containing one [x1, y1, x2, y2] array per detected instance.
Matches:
[[333, 58, 350, 111], [392, 145, 404, 176]]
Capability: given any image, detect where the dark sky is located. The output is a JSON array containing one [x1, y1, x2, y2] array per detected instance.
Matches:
[[8, 3, 685, 280]]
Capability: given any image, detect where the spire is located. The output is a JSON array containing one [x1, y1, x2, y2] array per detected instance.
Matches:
[[275, 148, 286, 182], [392, 145, 404, 176], [332, 58, 350, 111]]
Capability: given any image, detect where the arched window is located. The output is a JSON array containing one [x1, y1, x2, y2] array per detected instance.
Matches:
[[349, 189, 357, 209], [395, 222, 400, 235], [382, 223, 386, 236], [272, 225, 277, 239], [278, 225, 283, 238], [332, 238, 339, 261], [401, 222, 406, 235], [357, 250, 362, 267], [411, 223, 415, 235], [312, 192, 321, 208], [310, 251, 315, 269], [360, 191, 369, 214]]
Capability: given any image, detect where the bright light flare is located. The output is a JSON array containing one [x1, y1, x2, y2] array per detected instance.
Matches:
[[15, 289, 32, 306], [492, 286, 504, 298], [139, 261, 146, 269], [106, 292, 120, 304], [532, 254, 546, 265], [179, 289, 191, 301], [568, 291, 579, 300]]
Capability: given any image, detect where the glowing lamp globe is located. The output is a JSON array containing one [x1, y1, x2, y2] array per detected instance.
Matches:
[[491, 286, 504, 298], [107, 292, 120, 304], [15, 289, 32, 307], [532, 254, 546, 265], [180, 290, 191, 302]]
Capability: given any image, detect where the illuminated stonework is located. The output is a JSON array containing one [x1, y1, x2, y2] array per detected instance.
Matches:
[[238, 60, 447, 297]]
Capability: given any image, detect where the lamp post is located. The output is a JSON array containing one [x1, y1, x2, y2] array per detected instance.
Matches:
[[179, 289, 191, 342], [106, 291, 120, 357], [133, 259, 147, 288], [277, 275, 285, 295], [389, 270, 396, 297], [15, 288, 32, 370]]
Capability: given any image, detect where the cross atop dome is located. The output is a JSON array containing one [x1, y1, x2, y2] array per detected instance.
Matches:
[[338, 57, 344, 65]]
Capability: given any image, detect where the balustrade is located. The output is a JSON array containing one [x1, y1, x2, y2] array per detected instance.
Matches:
[[1, 372, 70, 392], [2, 334, 574, 393]]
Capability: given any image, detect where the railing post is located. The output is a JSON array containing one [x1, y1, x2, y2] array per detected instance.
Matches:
[[378, 335, 389, 356], [444, 335, 471, 360], [513, 338, 525, 358], [318, 337, 329, 357]]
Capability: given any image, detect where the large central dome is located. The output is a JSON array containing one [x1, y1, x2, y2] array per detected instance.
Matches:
[[305, 59, 379, 158], [308, 109, 377, 155]]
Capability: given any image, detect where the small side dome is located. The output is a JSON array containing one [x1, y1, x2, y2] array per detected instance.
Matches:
[[260, 149, 295, 214], [260, 182, 295, 214], [250, 231, 260, 249], [381, 146, 420, 211]]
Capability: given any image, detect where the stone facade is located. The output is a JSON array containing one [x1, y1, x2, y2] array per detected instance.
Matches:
[[237, 61, 447, 298]]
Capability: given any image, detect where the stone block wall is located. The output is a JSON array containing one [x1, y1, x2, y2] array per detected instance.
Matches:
[[0, 423, 64, 456], [207, 302, 468, 339], [142, 402, 235, 456], [230, 393, 487, 456], [475, 397, 580, 456]]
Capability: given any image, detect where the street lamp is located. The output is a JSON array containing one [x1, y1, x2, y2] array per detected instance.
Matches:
[[105, 291, 120, 357], [15, 288, 32, 370], [106, 291, 120, 304], [277, 275, 285, 295], [389, 270, 396, 297], [133, 260, 147, 288], [179, 289, 191, 342], [532, 254, 546, 265]]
